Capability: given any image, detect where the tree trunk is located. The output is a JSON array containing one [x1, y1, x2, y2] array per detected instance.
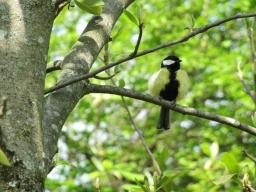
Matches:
[[0, 1, 55, 191], [0, 0, 133, 190]]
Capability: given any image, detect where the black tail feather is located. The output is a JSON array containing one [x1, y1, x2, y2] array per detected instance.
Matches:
[[157, 107, 170, 130]]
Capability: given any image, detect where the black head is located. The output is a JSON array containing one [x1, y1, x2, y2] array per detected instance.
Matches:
[[161, 55, 182, 71]]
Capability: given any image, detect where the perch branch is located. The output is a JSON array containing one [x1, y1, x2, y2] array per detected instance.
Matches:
[[87, 84, 256, 136]]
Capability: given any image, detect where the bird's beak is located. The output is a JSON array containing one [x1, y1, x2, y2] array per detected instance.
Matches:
[[179, 59, 182, 62]]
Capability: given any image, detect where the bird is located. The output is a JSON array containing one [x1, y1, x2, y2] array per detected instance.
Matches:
[[148, 55, 189, 130]]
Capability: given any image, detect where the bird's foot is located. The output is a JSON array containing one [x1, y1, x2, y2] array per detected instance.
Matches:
[[171, 100, 177, 107]]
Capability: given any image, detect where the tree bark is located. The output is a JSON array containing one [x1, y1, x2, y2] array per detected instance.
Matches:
[[0, 0, 55, 191], [42, 0, 134, 174], [0, 0, 133, 191]]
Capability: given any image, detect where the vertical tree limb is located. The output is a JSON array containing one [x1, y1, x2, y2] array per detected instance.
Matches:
[[42, 0, 134, 174]]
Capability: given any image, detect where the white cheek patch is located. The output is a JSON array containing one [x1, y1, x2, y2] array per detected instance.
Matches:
[[163, 60, 175, 66]]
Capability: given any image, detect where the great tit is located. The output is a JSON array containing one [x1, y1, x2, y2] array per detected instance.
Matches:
[[148, 55, 189, 130]]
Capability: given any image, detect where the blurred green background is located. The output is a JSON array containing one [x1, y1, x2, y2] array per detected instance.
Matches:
[[45, 0, 256, 191]]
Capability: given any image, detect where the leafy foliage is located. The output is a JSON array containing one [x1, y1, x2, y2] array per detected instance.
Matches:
[[46, 0, 256, 191], [0, 149, 11, 166], [74, 0, 104, 15]]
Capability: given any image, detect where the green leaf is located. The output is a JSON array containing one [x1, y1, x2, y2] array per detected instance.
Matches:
[[185, 14, 195, 31], [238, 117, 254, 126], [189, 14, 195, 28], [119, 170, 144, 181], [122, 183, 144, 191], [200, 142, 211, 156], [118, 79, 125, 87], [75, 0, 104, 7], [135, 178, 149, 191], [155, 176, 173, 191], [112, 26, 123, 41], [212, 173, 237, 185], [56, 160, 71, 167], [157, 147, 169, 172], [103, 159, 113, 170], [137, 4, 144, 25], [88, 171, 101, 179], [163, 170, 183, 178], [0, 149, 11, 166], [124, 9, 138, 26], [74, 0, 104, 15], [233, 177, 243, 187], [221, 152, 239, 174], [91, 157, 104, 171], [114, 65, 121, 73], [244, 18, 250, 29], [251, 112, 256, 127]]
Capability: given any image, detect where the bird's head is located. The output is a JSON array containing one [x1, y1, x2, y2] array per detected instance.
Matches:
[[161, 55, 181, 71]]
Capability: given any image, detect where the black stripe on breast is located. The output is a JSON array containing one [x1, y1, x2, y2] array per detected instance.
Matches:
[[160, 71, 180, 101]]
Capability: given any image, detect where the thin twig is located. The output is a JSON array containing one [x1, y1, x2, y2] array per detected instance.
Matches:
[[55, 0, 71, 18], [244, 172, 256, 192], [87, 84, 256, 136], [103, 46, 162, 175], [93, 73, 118, 80], [44, 13, 256, 94], [248, 23, 256, 103], [243, 149, 256, 164], [237, 66, 256, 104], [243, 149, 256, 189], [130, 23, 144, 57], [120, 95, 162, 174], [46, 60, 62, 73], [246, 186, 256, 192], [92, 45, 119, 80]]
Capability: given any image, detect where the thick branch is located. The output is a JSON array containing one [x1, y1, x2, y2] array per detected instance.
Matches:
[[43, 0, 134, 174], [45, 12, 256, 94], [87, 84, 256, 136]]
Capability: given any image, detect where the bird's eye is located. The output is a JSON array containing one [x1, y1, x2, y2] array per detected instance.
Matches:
[[163, 60, 175, 66]]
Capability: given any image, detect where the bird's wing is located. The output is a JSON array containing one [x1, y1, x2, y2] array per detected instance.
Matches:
[[176, 70, 189, 100]]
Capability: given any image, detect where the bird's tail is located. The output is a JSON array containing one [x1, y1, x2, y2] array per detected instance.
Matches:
[[157, 107, 170, 130]]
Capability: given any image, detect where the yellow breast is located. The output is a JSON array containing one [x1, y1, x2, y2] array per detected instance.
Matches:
[[148, 68, 189, 100], [148, 68, 170, 96]]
